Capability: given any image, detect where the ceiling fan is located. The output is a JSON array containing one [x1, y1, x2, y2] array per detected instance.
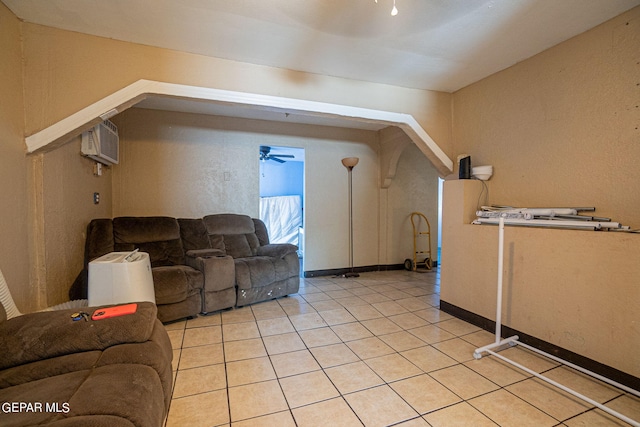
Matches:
[[259, 146, 294, 163]]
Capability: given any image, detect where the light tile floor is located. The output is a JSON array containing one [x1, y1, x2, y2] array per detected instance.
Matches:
[[163, 269, 640, 426]]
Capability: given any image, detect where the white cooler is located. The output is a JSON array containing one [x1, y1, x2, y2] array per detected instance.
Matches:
[[88, 251, 156, 306]]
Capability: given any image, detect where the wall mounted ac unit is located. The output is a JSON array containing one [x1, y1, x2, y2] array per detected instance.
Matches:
[[81, 119, 119, 165]]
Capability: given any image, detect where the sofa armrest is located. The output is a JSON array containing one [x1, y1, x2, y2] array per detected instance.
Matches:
[[0, 302, 157, 371], [257, 244, 298, 259], [185, 249, 225, 269], [188, 254, 235, 292]]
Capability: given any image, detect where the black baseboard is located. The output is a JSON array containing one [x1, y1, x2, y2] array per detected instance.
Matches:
[[303, 264, 403, 278], [304, 261, 439, 278], [440, 300, 640, 391]]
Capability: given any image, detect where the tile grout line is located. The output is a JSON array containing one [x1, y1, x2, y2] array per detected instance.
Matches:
[[168, 269, 636, 426]]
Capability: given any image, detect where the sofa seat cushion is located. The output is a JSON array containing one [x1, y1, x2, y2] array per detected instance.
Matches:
[[0, 364, 165, 427], [30, 416, 136, 426], [152, 266, 203, 305], [256, 243, 298, 259], [234, 256, 294, 290], [0, 369, 91, 426], [0, 303, 158, 371], [0, 352, 101, 390]]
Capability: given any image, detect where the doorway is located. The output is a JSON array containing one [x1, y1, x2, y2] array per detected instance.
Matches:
[[259, 145, 305, 272]]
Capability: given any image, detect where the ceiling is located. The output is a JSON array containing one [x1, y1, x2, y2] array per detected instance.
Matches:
[[4, 0, 639, 93]]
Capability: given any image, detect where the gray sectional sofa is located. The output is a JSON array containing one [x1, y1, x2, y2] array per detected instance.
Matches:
[[72, 214, 299, 323]]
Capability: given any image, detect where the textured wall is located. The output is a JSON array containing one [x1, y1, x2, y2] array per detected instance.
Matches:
[[21, 24, 452, 157], [41, 139, 113, 306], [112, 108, 382, 272], [0, 3, 32, 311], [443, 7, 640, 378], [11, 16, 450, 305], [452, 7, 640, 227], [386, 143, 441, 265], [441, 180, 640, 378], [14, 19, 451, 297]]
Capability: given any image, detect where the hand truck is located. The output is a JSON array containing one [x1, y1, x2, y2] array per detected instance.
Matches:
[[404, 212, 433, 272]]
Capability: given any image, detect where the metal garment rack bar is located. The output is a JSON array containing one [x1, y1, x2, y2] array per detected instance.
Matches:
[[473, 217, 621, 230], [473, 218, 640, 427]]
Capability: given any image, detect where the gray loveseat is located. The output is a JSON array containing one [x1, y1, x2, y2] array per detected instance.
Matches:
[[182, 214, 300, 307], [73, 214, 299, 322]]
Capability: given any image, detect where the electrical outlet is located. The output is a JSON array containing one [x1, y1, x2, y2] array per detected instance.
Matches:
[[93, 192, 100, 204]]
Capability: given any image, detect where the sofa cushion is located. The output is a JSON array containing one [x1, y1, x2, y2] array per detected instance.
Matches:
[[203, 214, 255, 235], [68, 364, 166, 427], [27, 416, 136, 426], [152, 266, 203, 305], [0, 303, 157, 371], [257, 243, 298, 259], [86, 219, 115, 261], [115, 240, 185, 267], [113, 217, 181, 243], [220, 234, 256, 258], [234, 257, 276, 290], [253, 218, 270, 246], [203, 214, 261, 258], [178, 218, 210, 251], [113, 217, 185, 266], [0, 351, 101, 390], [97, 320, 173, 402], [0, 365, 165, 427], [0, 369, 91, 426]]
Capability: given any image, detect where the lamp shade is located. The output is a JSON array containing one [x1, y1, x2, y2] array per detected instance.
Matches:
[[341, 157, 359, 168]]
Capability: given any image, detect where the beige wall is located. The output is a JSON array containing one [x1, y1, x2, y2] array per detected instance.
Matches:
[[112, 108, 386, 272], [385, 143, 441, 265], [21, 24, 453, 158], [13, 20, 450, 304], [112, 107, 442, 272], [0, 3, 32, 311], [41, 139, 113, 305], [451, 7, 640, 227], [441, 180, 639, 377], [442, 7, 640, 377]]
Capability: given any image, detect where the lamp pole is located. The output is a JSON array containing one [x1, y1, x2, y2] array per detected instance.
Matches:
[[342, 157, 359, 278]]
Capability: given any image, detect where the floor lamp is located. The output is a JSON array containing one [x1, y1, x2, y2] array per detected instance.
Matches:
[[342, 157, 359, 278]]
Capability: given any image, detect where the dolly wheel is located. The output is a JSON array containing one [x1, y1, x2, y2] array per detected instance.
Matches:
[[404, 259, 414, 271]]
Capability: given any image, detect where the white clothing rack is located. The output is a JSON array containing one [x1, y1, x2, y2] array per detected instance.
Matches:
[[473, 218, 640, 427]]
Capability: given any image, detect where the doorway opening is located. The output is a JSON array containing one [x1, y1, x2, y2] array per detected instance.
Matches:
[[259, 145, 305, 273]]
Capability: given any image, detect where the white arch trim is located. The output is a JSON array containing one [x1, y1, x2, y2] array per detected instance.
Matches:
[[25, 79, 453, 175]]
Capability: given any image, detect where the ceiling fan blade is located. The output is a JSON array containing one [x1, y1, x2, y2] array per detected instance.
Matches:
[[271, 157, 286, 163], [272, 154, 295, 158]]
